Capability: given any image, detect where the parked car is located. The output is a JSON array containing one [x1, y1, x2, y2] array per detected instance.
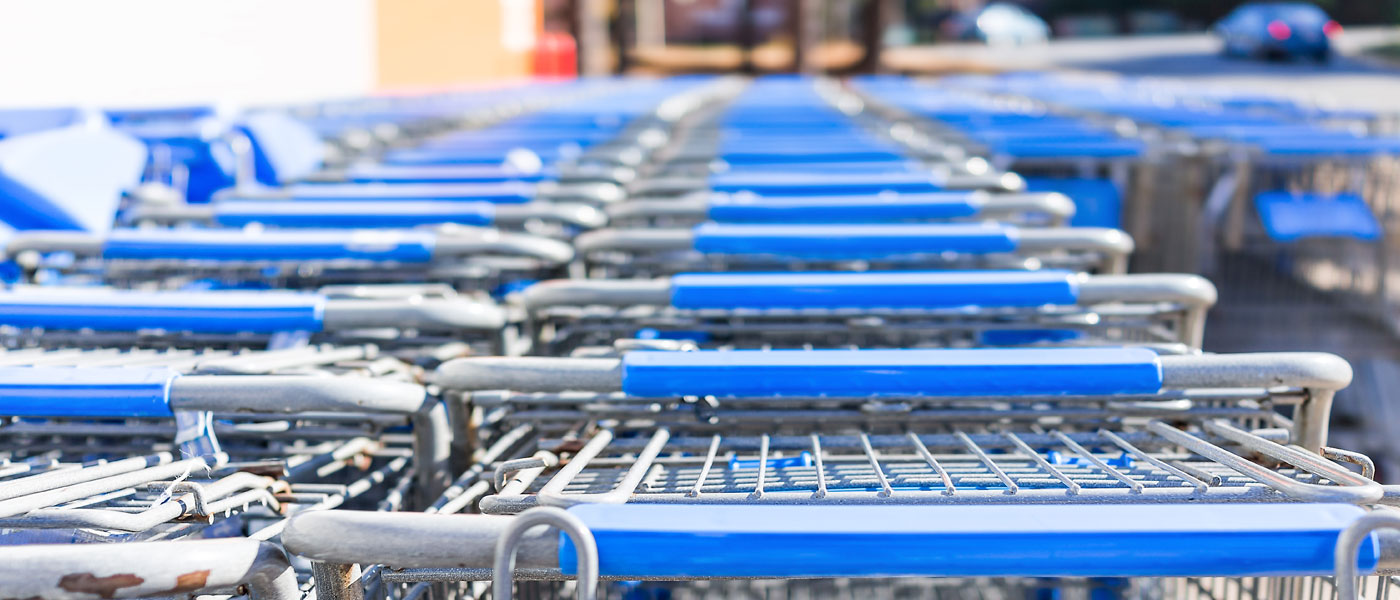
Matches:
[[1214, 2, 1341, 62], [942, 3, 1050, 46]]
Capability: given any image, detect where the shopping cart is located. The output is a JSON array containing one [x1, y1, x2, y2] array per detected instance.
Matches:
[[0, 284, 518, 359], [280, 347, 1393, 599], [3, 225, 574, 291], [518, 271, 1216, 354], [572, 223, 1135, 278], [0, 345, 441, 598], [1207, 136, 1400, 327]]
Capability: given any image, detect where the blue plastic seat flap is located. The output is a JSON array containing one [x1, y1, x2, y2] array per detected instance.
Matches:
[[0, 127, 146, 234], [1254, 192, 1381, 242]]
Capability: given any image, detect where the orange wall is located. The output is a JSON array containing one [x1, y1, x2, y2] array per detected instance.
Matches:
[[375, 0, 538, 90]]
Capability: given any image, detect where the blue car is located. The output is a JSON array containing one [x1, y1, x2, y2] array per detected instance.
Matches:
[[1214, 2, 1341, 62]]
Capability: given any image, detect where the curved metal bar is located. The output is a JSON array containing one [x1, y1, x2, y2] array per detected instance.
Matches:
[[284, 510, 558, 569], [0, 538, 297, 600], [1016, 227, 1135, 273], [171, 376, 430, 414], [4, 231, 105, 257], [493, 507, 598, 600], [1336, 512, 1400, 600], [981, 192, 1076, 225], [538, 428, 670, 508], [1160, 352, 1353, 391], [433, 357, 623, 392], [519, 279, 672, 308], [1148, 420, 1382, 504], [322, 297, 507, 331], [573, 228, 694, 253], [492, 203, 608, 229], [433, 226, 575, 264]]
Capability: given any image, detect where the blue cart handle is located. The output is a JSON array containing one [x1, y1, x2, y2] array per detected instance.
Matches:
[[212, 201, 496, 229], [214, 182, 537, 204], [573, 225, 1133, 272], [198, 201, 602, 230], [274, 502, 1385, 582], [0, 369, 430, 418], [0, 289, 325, 333], [434, 347, 1165, 398], [0, 288, 508, 333], [556, 503, 1378, 579], [0, 367, 179, 417], [520, 272, 1214, 312], [437, 351, 1349, 403], [101, 228, 438, 263], [667, 270, 1080, 309], [619, 347, 1163, 397]]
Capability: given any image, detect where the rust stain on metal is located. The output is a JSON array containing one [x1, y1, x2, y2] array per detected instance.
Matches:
[[57, 573, 144, 599], [167, 570, 211, 594]]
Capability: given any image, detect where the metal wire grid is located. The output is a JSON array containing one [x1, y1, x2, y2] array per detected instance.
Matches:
[[364, 569, 1400, 600], [0, 326, 496, 366], [473, 387, 1290, 431], [0, 437, 412, 544], [528, 303, 1189, 354], [0, 341, 406, 370], [467, 411, 1377, 514], [0, 337, 452, 597], [0, 345, 422, 453]]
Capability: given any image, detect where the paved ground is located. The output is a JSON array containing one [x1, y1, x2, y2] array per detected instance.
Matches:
[[890, 27, 1400, 112]]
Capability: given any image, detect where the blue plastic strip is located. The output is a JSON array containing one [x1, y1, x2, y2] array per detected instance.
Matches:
[[559, 504, 1376, 578], [670, 270, 1079, 309], [0, 290, 326, 333], [213, 201, 495, 228], [692, 223, 1019, 258], [718, 150, 908, 165], [620, 347, 1163, 398], [283, 182, 533, 204], [707, 193, 981, 223], [1024, 177, 1121, 228], [1254, 192, 1381, 242], [710, 171, 942, 196], [0, 367, 178, 417], [103, 229, 437, 262]]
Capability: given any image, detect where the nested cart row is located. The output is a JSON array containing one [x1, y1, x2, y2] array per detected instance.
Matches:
[[0, 74, 1394, 600]]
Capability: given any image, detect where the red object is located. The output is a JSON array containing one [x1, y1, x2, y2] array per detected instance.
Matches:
[[533, 32, 578, 78], [1324, 20, 1343, 37], [1267, 20, 1292, 41]]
